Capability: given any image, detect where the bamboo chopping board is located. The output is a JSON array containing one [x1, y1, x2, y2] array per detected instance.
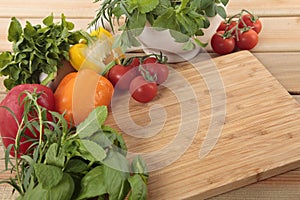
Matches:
[[105, 50, 300, 199], [1, 50, 300, 199]]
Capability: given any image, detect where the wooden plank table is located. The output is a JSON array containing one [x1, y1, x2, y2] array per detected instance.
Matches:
[[0, 0, 300, 199]]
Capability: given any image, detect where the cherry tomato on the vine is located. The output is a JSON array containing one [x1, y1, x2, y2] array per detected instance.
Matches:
[[108, 64, 139, 90], [129, 76, 158, 103], [140, 63, 169, 85], [217, 20, 237, 35], [211, 31, 236, 55], [142, 57, 158, 64], [238, 14, 262, 34], [236, 29, 259, 50]]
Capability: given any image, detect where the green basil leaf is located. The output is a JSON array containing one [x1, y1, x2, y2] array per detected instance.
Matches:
[[131, 156, 148, 178], [216, 5, 227, 19], [220, 0, 229, 6], [128, 175, 147, 200], [21, 173, 74, 200], [127, 10, 146, 36], [64, 159, 88, 173], [103, 163, 130, 200], [45, 143, 65, 168], [102, 149, 130, 173], [80, 140, 107, 162], [200, 0, 213, 9], [205, 4, 217, 17], [76, 166, 107, 200], [34, 163, 63, 189], [8, 17, 22, 42], [182, 40, 195, 51], [77, 106, 108, 139], [0, 52, 13, 71]]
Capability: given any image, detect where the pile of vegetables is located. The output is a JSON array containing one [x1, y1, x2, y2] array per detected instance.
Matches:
[[211, 9, 263, 55], [0, 14, 151, 200]]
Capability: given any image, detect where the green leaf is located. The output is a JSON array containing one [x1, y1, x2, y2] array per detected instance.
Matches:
[[76, 166, 107, 200], [103, 163, 130, 200], [131, 156, 148, 178], [220, 0, 229, 6], [200, 0, 214, 10], [126, 0, 159, 14], [80, 140, 107, 162], [43, 14, 54, 26], [102, 149, 130, 173], [151, 0, 171, 16], [0, 52, 13, 71], [77, 106, 108, 138], [205, 4, 217, 17], [34, 163, 63, 189], [8, 17, 23, 42], [127, 11, 146, 36], [128, 175, 147, 200], [21, 173, 74, 200], [153, 7, 179, 31], [216, 5, 227, 19], [45, 143, 65, 168], [64, 159, 88, 173], [182, 40, 195, 51]]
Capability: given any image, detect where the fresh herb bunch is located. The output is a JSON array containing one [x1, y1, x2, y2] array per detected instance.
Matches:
[[0, 90, 148, 200], [90, 0, 229, 51], [0, 14, 84, 90]]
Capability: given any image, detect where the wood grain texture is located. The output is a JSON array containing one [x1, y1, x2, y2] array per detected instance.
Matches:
[[227, 0, 300, 17], [105, 51, 300, 199]]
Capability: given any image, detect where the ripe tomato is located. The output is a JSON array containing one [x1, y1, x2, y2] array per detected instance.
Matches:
[[0, 84, 55, 157], [211, 31, 236, 55], [140, 63, 169, 85], [236, 29, 259, 50], [238, 14, 262, 34], [108, 64, 139, 90], [54, 69, 114, 125], [129, 76, 158, 103], [217, 20, 237, 35], [127, 57, 141, 67], [142, 57, 157, 64]]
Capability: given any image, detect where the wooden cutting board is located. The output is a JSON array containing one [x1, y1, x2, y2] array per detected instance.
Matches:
[[1, 50, 300, 199], [105, 50, 300, 199]]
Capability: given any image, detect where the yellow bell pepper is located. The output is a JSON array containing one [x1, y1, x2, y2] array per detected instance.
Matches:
[[69, 28, 124, 73]]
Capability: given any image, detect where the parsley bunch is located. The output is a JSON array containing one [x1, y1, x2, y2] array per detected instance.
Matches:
[[0, 14, 84, 90], [90, 0, 229, 51]]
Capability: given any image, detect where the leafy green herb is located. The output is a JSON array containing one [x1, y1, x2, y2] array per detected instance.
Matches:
[[0, 14, 84, 90], [90, 0, 229, 51], [1, 90, 148, 200]]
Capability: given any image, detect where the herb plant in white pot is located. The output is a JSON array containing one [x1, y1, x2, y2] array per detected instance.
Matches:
[[90, 0, 229, 62]]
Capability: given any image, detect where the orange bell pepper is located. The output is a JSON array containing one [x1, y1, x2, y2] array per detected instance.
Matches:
[[54, 69, 114, 125]]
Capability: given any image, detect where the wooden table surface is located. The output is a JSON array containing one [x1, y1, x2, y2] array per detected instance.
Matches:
[[0, 0, 300, 199]]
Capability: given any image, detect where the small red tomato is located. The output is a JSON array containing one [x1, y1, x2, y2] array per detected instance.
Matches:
[[211, 31, 236, 55], [140, 63, 169, 85], [238, 14, 262, 34], [127, 57, 141, 67], [129, 76, 158, 103], [142, 57, 157, 64], [236, 29, 259, 50], [108, 64, 138, 90], [217, 20, 237, 35]]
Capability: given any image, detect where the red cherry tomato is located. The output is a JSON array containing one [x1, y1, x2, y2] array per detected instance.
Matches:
[[127, 57, 141, 67], [108, 64, 138, 90], [236, 29, 259, 50], [238, 14, 262, 34], [142, 57, 157, 64], [129, 76, 158, 103], [140, 63, 169, 85], [217, 20, 237, 35], [211, 31, 236, 55]]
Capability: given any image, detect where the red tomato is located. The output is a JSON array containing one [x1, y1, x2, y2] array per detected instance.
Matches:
[[0, 84, 55, 157], [129, 76, 158, 103], [127, 57, 141, 67], [140, 63, 169, 85], [238, 14, 262, 34], [211, 31, 236, 55], [142, 57, 157, 64], [108, 64, 139, 90], [217, 20, 237, 35], [236, 29, 259, 50]]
